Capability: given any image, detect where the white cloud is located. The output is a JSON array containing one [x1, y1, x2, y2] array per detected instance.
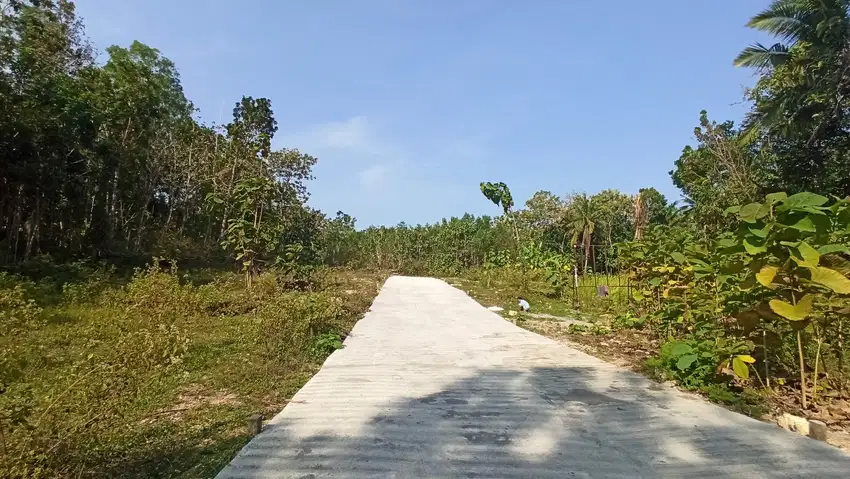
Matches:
[[358, 163, 391, 190], [281, 116, 382, 156], [282, 116, 405, 192]]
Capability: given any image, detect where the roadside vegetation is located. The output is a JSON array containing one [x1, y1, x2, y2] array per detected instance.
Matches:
[[0, 260, 383, 477], [3, 0, 850, 476]]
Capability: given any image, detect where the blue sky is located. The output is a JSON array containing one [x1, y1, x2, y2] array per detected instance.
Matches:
[[74, 0, 770, 227]]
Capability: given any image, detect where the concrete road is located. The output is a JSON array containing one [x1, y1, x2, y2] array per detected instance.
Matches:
[[218, 276, 850, 478]]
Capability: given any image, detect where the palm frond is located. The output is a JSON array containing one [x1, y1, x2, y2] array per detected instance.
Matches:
[[747, 0, 818, 42], [733, 42, 791, 69]]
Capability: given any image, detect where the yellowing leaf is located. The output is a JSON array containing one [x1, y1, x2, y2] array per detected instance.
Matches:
[[732, 356, 750, 379], [769, 295, 813, 321], [737, 355, 756, 364], [809, 266, 850, 294], [756, 265, 778, 288], [795, 241, 820, 268]]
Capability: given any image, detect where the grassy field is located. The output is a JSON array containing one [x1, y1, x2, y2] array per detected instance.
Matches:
[[0, 261, 385, 478], [448, 267, 630, 319]]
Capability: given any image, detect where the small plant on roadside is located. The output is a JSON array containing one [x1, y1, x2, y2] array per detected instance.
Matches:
[[311, 332, 344, 358], [567, 323, 588, 334], [612, 311, 645, 330], [648, 338, 755, 390]]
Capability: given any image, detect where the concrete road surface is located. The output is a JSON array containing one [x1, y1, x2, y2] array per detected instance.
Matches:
[[218, 276, 850, 478]]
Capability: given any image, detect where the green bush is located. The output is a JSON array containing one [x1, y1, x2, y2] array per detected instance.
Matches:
[[647, 338, 754, 389], [612, 311, 645, 330], [311, 332, 344, 359], [0, 275, 43, 334], [125, 264, 198, 317]]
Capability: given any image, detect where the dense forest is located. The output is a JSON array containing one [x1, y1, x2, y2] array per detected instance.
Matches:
[[2, 0, 850, 477]]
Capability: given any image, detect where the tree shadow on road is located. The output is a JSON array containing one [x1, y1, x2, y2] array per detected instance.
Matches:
[[222, 366, 850, 478]]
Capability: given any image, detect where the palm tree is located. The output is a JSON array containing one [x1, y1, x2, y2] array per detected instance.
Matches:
[[734, 1, 850, 142], [734, 0, 849, 69], [566, 193, 598, 273]]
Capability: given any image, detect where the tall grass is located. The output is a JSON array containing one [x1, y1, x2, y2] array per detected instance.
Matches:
[[0, 260, 384, 478]]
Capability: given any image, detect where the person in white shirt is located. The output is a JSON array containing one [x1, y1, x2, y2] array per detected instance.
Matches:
[[517, 297, 530, 312]]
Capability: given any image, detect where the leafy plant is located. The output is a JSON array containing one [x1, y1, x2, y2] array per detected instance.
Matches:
[[727, 192, 850, 407], [311, 332, 344, 358], [215, 176, 285, 288], [651, 338, 754, 389]]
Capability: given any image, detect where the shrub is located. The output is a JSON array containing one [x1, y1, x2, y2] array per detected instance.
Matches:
[[115, 323, 191, 370], [612, 311, 645, 330], [647, 338, 754, 389], [0, 275, 43, 334], [125, 263, 198, 318], [311, 332, 344, 359]]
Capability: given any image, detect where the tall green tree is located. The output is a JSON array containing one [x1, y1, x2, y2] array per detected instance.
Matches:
[[736, 0, 850, 196], [671, 111, 762, 236], [565, 193, 599, 272], [0, 0, 95, 260]]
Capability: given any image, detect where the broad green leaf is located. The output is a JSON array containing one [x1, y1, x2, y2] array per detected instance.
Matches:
[[676, 354, 698, 372], [765, 192, 787, 204], [648, 277, 662, 287], [670, 252, 687, 264], [732, 356, 750, 379], [779, 192, 829, 211], [717, 238, 738, 248], [725, 205, 741, 214], [818, 244, 850, 255], [808, 266, 850, 294], [799, 206, 828, 216], [769, 295, 813, 321], [756, 265, 778, 288], [743, 239, 767, 255], [737, 355, 756, 364], [783, 214, 816, 232], [738, 202, 763, 222], [669, 342, 693, 356], [794, 242, 820, 268], [748, 223, 772, 238], [810, 214, 832, 234]]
